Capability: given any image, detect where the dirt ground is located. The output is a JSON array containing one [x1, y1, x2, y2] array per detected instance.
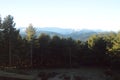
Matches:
[[0, 67, 120, 80], [33, 67, 106, 80]]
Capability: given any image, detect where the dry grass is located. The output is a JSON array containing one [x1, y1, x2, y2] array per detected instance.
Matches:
[[0, 76, 28, 80]]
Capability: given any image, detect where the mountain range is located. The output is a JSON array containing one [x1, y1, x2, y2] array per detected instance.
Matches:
[[18, 27, 103, 41]]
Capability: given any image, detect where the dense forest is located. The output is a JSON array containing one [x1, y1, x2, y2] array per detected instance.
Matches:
[[0, 15, 120, 69]]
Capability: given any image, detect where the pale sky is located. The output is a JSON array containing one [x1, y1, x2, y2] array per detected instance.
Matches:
[[0, 0, 120, 31]]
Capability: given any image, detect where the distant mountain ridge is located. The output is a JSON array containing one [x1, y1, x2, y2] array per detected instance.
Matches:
[[35, 27, 74, 35], [18, 27, 103, 41]]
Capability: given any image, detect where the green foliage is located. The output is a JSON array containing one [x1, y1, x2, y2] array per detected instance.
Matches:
[[38, 33, 51, 47], [0, 15, 21, 66], [0, 14, 120, 69], [25, 24, 36, 41]]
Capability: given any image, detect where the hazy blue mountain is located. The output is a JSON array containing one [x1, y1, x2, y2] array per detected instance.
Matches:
[[35, 27, 74, 34], [66, 30, 97, 41], [18, 27, 102, 41]]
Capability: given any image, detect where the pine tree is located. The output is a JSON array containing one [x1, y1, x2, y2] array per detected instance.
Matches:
[[25, 24, 36, 41], [1, 15, 20, 66], [25, 24, 36, 67]]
